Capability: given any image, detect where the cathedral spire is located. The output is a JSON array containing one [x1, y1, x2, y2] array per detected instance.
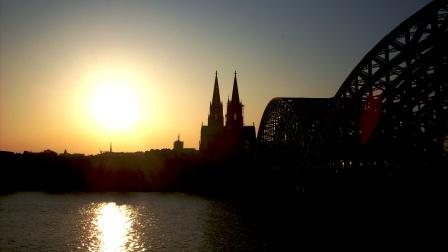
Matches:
[[231, 71, 240, 103], [208, 71, 224, 127], [212, 71, 221, 106], [226, 71, 243, 127]]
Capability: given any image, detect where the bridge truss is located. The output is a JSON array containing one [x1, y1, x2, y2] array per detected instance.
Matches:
[[258, 0, 448, 174]]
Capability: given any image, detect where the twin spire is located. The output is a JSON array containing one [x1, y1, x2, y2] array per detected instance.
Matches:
[[208, 71, 243, 128], [212, 71, 240, 106], [201, 70, 255, 152]]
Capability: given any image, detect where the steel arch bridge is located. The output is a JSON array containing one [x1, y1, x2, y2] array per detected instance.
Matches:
[[258, 0, 448, 173]]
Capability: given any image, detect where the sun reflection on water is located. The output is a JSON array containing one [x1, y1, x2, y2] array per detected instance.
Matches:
[[80, 202, 144, 252], [96, 202, 131, 251]]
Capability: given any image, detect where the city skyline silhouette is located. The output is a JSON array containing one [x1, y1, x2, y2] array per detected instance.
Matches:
[[0, 0, 432, 154], [1, 1, 446, 250], [1, 0, 446, 194]]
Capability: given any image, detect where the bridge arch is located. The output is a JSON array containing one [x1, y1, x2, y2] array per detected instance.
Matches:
[[257, 98, 333, 164], [334, 0, 448, 160], [258, 0, 448, 170]]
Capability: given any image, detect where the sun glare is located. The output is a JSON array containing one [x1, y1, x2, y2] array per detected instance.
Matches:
[[90, 80, 140, 131], [77, 63, 162, 150]]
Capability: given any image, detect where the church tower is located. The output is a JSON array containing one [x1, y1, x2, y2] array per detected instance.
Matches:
[[226, 71, 244, 127], [200, 71, 224, 151], [201, 70, 255, 153], [208, 71, 224, 128]]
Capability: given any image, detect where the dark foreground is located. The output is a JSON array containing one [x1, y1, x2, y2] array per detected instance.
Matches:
[[0, 150, 445, 196], [1, 151, 443, 249]]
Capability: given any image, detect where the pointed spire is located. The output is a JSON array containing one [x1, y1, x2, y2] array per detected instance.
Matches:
[[231, 70, 240, 103], [212, 70, 221, 106], [225, 71, 243, 127], [208, 71, 224, 127]]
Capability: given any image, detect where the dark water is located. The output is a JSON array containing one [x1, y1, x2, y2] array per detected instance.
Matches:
[[0, 192, 278, 251], [1, 191, 426, 251]]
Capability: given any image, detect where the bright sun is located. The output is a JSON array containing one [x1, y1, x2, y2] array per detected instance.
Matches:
[[90, 81, 140, 131]]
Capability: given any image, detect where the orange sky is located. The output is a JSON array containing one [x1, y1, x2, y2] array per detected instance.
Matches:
[[0, 0, 430, 154]]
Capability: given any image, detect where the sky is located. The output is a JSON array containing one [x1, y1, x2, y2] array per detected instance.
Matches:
[[0, 0, 431, 154]]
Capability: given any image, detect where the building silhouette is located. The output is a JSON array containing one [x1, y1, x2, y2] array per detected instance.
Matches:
[[200, 71, 256, 156], [173, 135, 184, 151]]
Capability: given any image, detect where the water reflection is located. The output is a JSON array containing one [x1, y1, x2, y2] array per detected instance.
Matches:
[[0, 193, 268, 251], [96, 203, 132, 251], [80, 202, 144, 252]]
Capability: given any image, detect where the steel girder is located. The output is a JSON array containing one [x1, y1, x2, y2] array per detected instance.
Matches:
[[257, 98, 333, 165], [334, 0, 448, 164], [257, 0, 448, 169]]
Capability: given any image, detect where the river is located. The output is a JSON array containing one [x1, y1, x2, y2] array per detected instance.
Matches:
[[1, 191, 419, 251], [0, 192, 290, 251]]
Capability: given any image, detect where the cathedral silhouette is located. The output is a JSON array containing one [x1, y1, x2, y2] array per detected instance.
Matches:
[[200, 71, 256, 156]]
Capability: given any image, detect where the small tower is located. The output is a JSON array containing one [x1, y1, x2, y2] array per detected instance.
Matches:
[[173, 134, 184, 151], [110, 142, 112, 153]]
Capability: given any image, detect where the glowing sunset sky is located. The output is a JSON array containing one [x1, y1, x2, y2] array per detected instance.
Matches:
[[0, 0, 430, 154]]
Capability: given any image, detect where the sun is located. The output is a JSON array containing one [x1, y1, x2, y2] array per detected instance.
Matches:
[[90, 80, 141, 131]]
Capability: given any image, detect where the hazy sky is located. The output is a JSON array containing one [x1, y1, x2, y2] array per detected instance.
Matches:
[[0, 0, 431, 154]]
